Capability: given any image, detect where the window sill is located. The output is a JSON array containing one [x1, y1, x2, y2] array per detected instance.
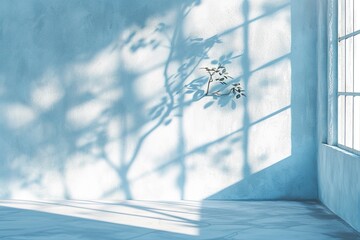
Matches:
[[322, 144, 360, 159]]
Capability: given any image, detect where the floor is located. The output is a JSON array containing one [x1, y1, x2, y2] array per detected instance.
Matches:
[[0, 200, 359, 240]]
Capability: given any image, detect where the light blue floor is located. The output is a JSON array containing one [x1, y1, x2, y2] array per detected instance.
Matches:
[[0, 200, 359, 240]]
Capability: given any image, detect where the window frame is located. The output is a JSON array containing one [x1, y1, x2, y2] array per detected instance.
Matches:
[[328, 0, 360, 155]]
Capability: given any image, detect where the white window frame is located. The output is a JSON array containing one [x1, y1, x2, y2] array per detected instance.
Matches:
[[328, 0, 360, 155]]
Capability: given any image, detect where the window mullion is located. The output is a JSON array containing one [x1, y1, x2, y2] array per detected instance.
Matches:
[[328, 0, 338, 145], [352, 0, 355, 149]]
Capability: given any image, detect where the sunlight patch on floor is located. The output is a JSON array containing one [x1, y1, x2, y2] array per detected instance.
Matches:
[[0, 200, 202, 236]]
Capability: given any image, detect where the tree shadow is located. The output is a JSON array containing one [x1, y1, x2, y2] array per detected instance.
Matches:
[[0, 0, 316, 202], [0, 0, 245, 200]]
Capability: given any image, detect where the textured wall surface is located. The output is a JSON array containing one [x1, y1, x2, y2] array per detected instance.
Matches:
[[0, 0, 317, 200], [318, 144, 360, 232]]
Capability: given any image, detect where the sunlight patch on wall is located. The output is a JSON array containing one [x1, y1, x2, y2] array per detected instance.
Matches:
[[9, 171, 65, 200], [76, 132, 98, 149], [134, 67, 166, 102], [31, 70, 64, 111], [98, 88, 123, 103], [249, 1, 290, 72], [74, 45, 120, 80], [38, 170, 65, 197], [182, 96, 244, 199], [249, 107, 291, 173], [185, 134, 243, 199], [65, 153, 120, 199], [104, 140, 121, 168], [1, 103, 37, 129], [184, 0, 244, 39], [66, 99, 109, 129], [131, 163, 182, 200], [10, 154, 38, 183], [70, 43, 122, 96], [106, 117, 121, 140], [8, 184, 41, 200], [128, 122, 180, 199], [245, 0, 291, 177], [184, 97, 244, 148], [248, 58, 291, 121], [249, 0, 290, 20], [8, 152, 65, 199]]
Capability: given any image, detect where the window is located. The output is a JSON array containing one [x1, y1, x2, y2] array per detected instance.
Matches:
[[337, 0, 360, 154]]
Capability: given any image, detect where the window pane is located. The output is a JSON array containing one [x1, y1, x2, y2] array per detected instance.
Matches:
[[355, 35, 360, 92], [339, 40, 346, 92], [354, 96, 360, 151], [345, 96, 354, 148], [355, 0, 360, 31], [346, 0, 354, 35], [345, 37, 354, 92], [338, 95, 345, 145], [339, 0, 346, 37]]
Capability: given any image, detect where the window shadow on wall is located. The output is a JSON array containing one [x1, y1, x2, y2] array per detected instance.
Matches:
[[207, 0, 318, 200]]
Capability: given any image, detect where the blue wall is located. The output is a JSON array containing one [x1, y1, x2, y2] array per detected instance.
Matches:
[[318, 145, 360, 232], [0, 0, 317, 200], [317, 0, 360, 232]]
